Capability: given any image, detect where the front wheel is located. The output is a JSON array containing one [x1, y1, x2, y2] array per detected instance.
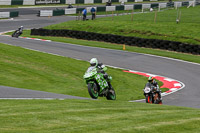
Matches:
[[106, 88, 116, 100], [12, 31, 17, 37], [88, 83, 99, 99], [146, 95, 152, 103]]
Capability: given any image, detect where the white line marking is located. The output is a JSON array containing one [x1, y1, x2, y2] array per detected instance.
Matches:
[[170, 88, 178, 91], [164, 78, 175, 82], [174, 83, 182, 87], [130, 99, 145, 102], [146, 74, 157, 77]]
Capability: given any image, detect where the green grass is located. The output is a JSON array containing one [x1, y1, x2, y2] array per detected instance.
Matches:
[[8, 30, 200, 64], [0, 42, 168, 101], [0, 99, 200, 133], [45, 6, 200, 45], [71, 9, 140, 16]]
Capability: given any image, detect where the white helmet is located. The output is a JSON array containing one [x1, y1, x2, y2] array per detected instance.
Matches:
[[90, 58, 98, 66]]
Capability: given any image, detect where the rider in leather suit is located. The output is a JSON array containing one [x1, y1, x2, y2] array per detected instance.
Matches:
[[89, 58, 112, 87], [148, 76, 162, 100]]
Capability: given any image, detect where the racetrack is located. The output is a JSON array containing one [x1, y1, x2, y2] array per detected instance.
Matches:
[[0, 15, 200, 108], [0, 86, 89, 100]]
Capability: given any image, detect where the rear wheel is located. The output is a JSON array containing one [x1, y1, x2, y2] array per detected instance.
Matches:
[[106, 88, 116, 100], [88, 83, 98, 99], [12, 31, 17, 37], [154, 93, 159, 104]]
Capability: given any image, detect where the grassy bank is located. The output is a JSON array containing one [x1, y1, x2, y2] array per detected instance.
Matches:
[[0, 99, 200, 133], [0, 43, 168, 101], [45, 6, 200, 45], [8, 30, 200, 64]]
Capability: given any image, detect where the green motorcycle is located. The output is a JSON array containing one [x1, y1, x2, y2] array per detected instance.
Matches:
[[83, 66, 116, 100]]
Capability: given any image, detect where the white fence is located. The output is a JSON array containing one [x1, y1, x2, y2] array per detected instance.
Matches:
[[23, 0, 35, 5], [0, 12, 10, 18], [65, 8, 76, 14], [65, 0, 76, 4], [86, 7, 97, 13], [106, 6, 116, 11], [0, 0, 11, 5], [124, 5, 134, 10], [84, 0, 94, 4], [40, 10, 53, 17]]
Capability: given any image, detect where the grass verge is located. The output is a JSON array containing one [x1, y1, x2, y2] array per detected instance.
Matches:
[[45, 6, 200, 45], [0, 42, 168, 101], [0, 99, 200, 133]]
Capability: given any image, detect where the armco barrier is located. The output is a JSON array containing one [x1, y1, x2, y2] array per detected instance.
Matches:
[[0, 11, 19, 18], [10, 11, 19, 17], [31, 29, 200, 55], [40, 10, 53, 17], [106, 6, 116, 11], [53, 9, 65, 16], [0, 12, 9, 18], [65, 8, 76, 14], [0, 0, 197, 5], [0, 0, 35, 5], [23, 0, 35, 5], [11, 0, 23, 5], [0, 0, 12, 5]]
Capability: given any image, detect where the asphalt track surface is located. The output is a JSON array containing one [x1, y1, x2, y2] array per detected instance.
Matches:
[[0, 15, 200, 108], [0, 86, 89, 100]]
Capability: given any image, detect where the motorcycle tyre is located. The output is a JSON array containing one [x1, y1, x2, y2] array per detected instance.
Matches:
[[146, 95, 152, 103], [88, 83, 98, 99], [12, 31, 19, 38], [159, 100, 162, 105], [106, 88, 116, 100], [12, 31, 17, 37]]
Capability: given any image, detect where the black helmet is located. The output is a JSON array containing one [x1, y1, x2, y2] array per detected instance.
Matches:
[[148, 76, 154, 82]]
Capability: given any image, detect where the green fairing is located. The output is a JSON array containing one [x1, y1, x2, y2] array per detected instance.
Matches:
[[84, 67, 108, 92], [94, 73, 108, 91], [83, 66, 116, 100], [102, 66, 107, 72]]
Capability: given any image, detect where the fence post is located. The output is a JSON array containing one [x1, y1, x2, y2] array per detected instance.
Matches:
[[112, 11, 114, 21], [154, 10, 157, 23], [179, 11, 181, 22], [78, 11, 80, 20], [131, 9, 134, 21]]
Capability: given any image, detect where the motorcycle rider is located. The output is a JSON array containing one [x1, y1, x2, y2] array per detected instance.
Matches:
[[90, 58, 107, 74], [12, 26, 23, 38], [147, 76, 162, 101], [18, 26, 23, 34], [89, 58, 112, 86]]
